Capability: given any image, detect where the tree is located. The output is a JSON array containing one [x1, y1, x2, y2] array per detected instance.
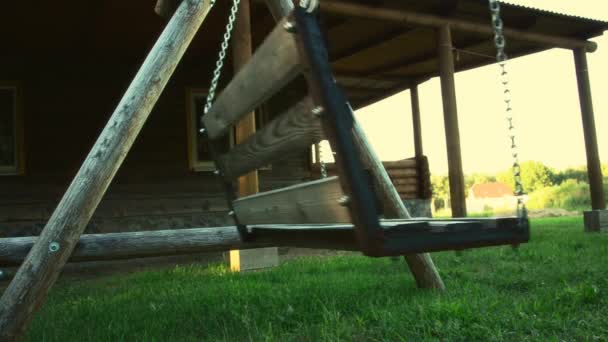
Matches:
[[497, 161, 554, 193], [465, 173, 496, 190], [431, 175, 450, 210]]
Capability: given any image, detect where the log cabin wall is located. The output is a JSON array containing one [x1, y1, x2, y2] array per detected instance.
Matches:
[[0, 1, 321, 238], [0, 54, 312, 238]]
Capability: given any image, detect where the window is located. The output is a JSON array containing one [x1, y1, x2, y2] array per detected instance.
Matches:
[[0, 85, 23, 175], [186, 89, 232, 171]]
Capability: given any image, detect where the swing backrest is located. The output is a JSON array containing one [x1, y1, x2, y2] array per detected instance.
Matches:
[[202, 8, 385, 254]]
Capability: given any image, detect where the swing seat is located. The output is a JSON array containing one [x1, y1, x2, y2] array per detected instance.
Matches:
[[202, 8, 530, 257]]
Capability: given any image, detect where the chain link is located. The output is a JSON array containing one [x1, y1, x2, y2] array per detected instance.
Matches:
[[318, 142, 328, 178], [201, 0, 241, 130], [488, 0, 527, 220]]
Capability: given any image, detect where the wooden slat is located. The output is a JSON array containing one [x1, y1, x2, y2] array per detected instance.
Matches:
[[233, 176, 350, 224], [395, 184, 418, 193], [218, 97, 323, 179], [392, 178, 418, 186], [203, 16, 301, 139], [382, 159, 417, 169], [387, 168, 417, 178]]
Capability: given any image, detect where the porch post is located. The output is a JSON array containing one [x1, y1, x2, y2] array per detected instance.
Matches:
[[230, 0, 279, 270], [437, 24, 467, 218], [574, 48, 607, 231], [411, 84, 423, 159]]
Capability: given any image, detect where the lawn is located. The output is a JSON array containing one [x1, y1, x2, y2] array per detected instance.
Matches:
[[21, 217, 608, 341]]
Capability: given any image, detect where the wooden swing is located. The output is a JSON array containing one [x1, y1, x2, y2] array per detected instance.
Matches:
[[0, 0, 529, 339], [200, 4, 529, 257]]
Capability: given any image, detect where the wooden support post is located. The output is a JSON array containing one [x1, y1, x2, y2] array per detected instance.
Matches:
[[411, 84, 423, 159], [0, 1, 214, 339], [438, 25, 467, 218], [574, 48, 607, 232], [264, 0, 444, 291], [574, 48, 606, 212], [230, 0, 279, 271]]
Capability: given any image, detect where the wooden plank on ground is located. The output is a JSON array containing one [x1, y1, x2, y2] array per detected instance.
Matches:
[[203, 16, 301, 139], [218, 97, 323, 179], [233, 176, 350, 224]]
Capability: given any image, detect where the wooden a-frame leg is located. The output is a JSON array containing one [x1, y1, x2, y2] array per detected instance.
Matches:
[[264, 0, 444, 291], [0, 1, 214, 339]]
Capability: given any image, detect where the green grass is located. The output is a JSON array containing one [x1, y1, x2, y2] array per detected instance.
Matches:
[[23, 217, 608, 341]]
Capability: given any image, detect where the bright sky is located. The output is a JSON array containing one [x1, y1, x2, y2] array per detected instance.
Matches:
[[354, 0, 608, 175]]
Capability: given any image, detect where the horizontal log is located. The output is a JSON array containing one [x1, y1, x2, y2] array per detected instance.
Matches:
[[233, 176, 351, 224], [387, 169, 417, 178], [395, 184, 418, 193], [392, 178, 418, 186], [399, 193, 419, 200], [218, 97, 323, 179], [382, 159, 418, 169], [0, 227, 255, 267], [203, 16, 302, 139], [0, 217, 529, 265], [321, 1, 597, 52]]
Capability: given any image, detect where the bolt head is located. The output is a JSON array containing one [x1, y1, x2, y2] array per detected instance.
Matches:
[[312, 106, 324, 116], [49, 242, 60, 253], [338, 195, 351, 207], [283, 21, 296, 33]]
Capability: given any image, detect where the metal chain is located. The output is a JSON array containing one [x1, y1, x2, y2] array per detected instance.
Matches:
[[319, 142, 328, 178], [201, 0, 241, 127], [488, 0, 527, 219]]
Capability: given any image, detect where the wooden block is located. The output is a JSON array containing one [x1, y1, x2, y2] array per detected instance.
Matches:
[[230, 248, 279, 271], [584, 210, 608, 232]]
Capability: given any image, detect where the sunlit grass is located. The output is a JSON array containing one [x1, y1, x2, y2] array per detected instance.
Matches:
[[25, 217, 608, 341]]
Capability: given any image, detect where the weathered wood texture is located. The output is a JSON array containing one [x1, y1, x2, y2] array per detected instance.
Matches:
[[0, 1, 214, 340], [203, 16, 302, 139], [1, 217, 529, 266], [233, 176, 350, 224], [311, 158, 431, 200], [574, 49, 606, 211], [219, 97, 322, 179], [411, 85, 423, 158], [320, 0, 598, 52], [438, 25, 467, 218], [0, 227, 251, 267], [583, 210, 608, 232], [263, 0, 444, 291]]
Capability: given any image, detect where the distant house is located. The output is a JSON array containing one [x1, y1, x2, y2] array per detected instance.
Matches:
[[467, 182, 517, 213]]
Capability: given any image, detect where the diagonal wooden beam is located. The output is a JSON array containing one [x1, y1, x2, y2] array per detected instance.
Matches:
[[264, 0, 445, 291], [0, 1, 214, 339]]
